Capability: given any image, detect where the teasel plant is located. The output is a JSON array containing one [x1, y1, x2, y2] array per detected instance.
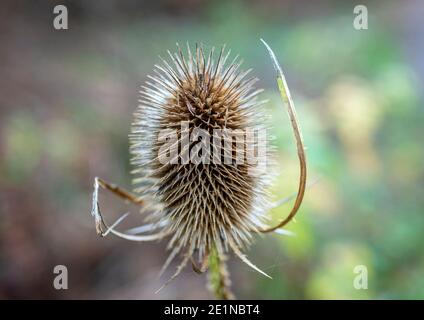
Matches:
[[90, 39, 307, 299]]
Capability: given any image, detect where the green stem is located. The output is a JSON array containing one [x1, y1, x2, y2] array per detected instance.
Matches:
[[207, 246, 234, 300]]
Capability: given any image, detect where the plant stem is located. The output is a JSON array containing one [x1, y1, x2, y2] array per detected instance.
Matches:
[[207, 246, 234, 300]]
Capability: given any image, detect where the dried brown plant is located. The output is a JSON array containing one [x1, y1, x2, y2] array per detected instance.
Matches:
[[90, 40, 307, 299]]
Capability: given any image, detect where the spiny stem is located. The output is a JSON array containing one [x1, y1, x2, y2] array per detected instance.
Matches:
[[207, 246, 234, 300]]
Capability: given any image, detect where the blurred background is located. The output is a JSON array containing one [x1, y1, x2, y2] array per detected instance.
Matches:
[[1, 0, 423, 299]]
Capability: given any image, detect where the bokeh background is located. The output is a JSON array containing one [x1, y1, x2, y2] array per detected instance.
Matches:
[[1, 0, 423, 299]]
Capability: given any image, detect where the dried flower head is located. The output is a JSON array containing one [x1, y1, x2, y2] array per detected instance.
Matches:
[[91, 40, 307, 298]]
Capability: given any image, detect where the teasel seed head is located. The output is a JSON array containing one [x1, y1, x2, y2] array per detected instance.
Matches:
[[91, 40, 307, 295], [130, 43, 275, 282]]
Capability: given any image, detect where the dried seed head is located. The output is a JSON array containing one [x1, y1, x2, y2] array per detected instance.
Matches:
[[130, 43, 275, 281], [91, 40, 308, 296]]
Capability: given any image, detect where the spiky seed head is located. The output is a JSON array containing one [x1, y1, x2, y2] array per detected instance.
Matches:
[[130, 44, 274, 275]]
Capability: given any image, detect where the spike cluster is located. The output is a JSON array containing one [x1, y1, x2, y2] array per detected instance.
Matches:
[[129, 44, 274, 282]]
